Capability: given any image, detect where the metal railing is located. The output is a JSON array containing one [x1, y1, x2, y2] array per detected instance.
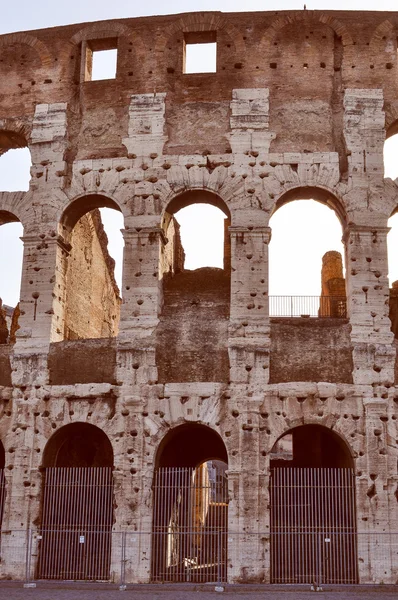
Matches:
[[0, 529, 397, 587], [269, 296, 347, 318]]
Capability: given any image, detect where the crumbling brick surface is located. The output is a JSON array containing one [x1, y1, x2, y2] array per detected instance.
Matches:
[[269, 318, 353, 383], [0, 345, 12, 385], [156, 268, 230, 383], [47, 338, 117, 385]]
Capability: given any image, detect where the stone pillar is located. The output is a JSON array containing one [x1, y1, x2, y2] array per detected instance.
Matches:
[[0, 400, 36, 580], [229, 226, 271, 386], [11, 234, 69, 385], [356, 399, 394, 583], [117, 226, 166, 388], [119, 226, 166, 339], [29, 102, 68, 192], [343, 225, 395, 385]]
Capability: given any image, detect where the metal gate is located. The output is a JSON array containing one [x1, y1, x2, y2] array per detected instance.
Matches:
[[37, 467, 113, 580], [0, 469, 5, 558], [152, 463, 228, 582], [270, 468, 358, 584], [0, 469, 5, 528]]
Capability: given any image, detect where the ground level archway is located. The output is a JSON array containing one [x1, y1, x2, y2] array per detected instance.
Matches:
[[269, 425, 357, 585], [38, 423, 114, 580], [152, 424, 228, 583]]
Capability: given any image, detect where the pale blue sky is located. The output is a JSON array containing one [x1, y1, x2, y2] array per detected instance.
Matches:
[[0, 0, 397, 35], [0, 2, 398, 307]]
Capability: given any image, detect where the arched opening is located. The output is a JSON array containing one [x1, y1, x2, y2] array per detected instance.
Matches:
[[161, 190, 230, 275], [152, 424, 228, 583], [157, 192, 231, 383], [0, 143, 30, 343], [0, 212, 23, 344], [38, 423, 114, 580], [269, 189, 346, 318], [384, 127, 398, 337], [269, 425, 357, 584], [59, 195, 124, 340], [0, 146, 31, 191], [0, 440, 5, 530]]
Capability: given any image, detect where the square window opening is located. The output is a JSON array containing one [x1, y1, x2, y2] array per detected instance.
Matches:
[[184, 32, 217, 74], [91, 49, 117, 81], [84, 38, 118, 82]]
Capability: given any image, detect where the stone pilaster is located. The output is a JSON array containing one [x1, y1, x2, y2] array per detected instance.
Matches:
[[119, 226, 166, 340], [122, 93, 167, 158], [229, 226, 271, 386], [11, 234, 69, 385], [228, 88, 276, 154], [29, 103, 68, 191], [344, 225, 395, 386], [356, 399, 396, 583], [116, 226, 166, 387]]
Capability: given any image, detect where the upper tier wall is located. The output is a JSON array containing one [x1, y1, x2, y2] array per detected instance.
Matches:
[[1, 10, 398, 160]]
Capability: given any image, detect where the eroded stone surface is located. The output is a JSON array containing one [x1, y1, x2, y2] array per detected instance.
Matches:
[[0, 9, 397, 585]]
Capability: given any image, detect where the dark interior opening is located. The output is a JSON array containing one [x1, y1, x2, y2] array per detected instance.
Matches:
[[156, 423, 228, 469], [270, 424, 353, 469], [42, 422, 113, 468]]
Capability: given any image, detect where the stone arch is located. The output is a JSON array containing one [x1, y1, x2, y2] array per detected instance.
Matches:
[[262, 11, 354, 52], [156, 12, 246, 54], [154, 165, 248, 225], [269, 423, 355, 469], [162, 188, 230, 223], [369, 19, 396, 55], [0, 118, 31, 157], [59, 192, 124, 235], [155, 422, 228, 469], [272, 184, 347, 228], [0, 32, 53, 68], [0, 198, 28, 228], [42, 421, 114, 468], [70, 21, 132, 46]]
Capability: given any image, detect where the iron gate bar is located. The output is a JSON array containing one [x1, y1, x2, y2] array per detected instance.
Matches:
[[37, 467, 113, 581], [0, 469, 5, 556], [270, 467, 358, 585], [152, 464, 228, 583]]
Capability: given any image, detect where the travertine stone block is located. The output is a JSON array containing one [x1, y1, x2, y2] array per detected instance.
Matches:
[[123, 93, 167, 157]]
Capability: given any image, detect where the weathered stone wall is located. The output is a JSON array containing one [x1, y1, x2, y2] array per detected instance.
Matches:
[[0, 9, 398, 585]]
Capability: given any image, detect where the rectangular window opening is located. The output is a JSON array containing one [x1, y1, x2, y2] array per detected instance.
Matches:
[[183, 32, 217, 74], [84, 38, 118, 82]]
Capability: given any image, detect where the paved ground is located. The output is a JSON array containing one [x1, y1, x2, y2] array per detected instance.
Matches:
[[0, 583, 397, 600]]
